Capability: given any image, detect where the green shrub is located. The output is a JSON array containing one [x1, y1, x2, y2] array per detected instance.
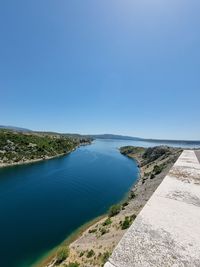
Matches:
[[122, 201, 128, 207], [56, 246, 69, 264], [150, 173, 155, 179], [109, 204, 121, 217], [86, 249, 95, 258], [79, 251, 84, 257], [121, 214, 136, 230], [129, 191, 136, 199], [66, 263, 79, 267], [101, 251, 111, 265], [100, 227, 108, 235], [121, 217, 131, 230], [130, 214, 137, 220], [153, 164, 163, 175], [102, 217, 112, 226], [88, 228, 97, 233]]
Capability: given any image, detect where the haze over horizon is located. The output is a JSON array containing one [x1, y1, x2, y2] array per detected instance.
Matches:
[[1, 0, 200, 140]]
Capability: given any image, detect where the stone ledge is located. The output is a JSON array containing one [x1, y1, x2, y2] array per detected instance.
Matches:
[[104, 263, 116, 267], [105, 150, 200, 267]]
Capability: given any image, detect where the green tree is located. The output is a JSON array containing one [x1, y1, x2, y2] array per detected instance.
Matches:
[[86, 249, 95, 258], [121, 217, 131, 230], [56, 246, 69, 264], [108, 204, 121, 217], [102, 217, 112, 226]]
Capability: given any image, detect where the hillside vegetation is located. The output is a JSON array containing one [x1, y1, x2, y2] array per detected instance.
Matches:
[[0, 129, 91, 167]]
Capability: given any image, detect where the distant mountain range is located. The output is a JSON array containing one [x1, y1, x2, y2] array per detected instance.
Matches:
[[1, 125, 200, 144], [90, 134, 200, 145], [90, 134, 141, 141], [0, 125, 32, 132]]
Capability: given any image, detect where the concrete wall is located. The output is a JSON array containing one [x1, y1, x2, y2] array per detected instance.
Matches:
[[105, 150, 200, 267]]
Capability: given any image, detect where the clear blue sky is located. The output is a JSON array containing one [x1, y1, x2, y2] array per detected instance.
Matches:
[[1, 0, 200, 140]]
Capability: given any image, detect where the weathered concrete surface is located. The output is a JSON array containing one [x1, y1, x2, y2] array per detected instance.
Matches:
[[105, 150, 200, 267], [104, 263, 115, 267], [195, 150, 200, 163]]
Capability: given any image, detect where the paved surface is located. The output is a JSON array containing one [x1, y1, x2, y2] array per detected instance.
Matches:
[[105, 150, 200, 267], [195, 150, 200, 163]]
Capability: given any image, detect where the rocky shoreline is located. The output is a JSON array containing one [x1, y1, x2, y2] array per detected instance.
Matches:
[[41, 145, 182, 267], [0, 142, 92, 169], [0, 129, 92, 169], [0, 152, 68, 169]]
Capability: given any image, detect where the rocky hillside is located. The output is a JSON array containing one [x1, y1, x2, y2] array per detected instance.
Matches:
[[119, 146, 182, 209], [0, 129, 91, 167]]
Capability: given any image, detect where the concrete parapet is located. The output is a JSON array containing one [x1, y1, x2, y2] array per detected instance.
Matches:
[[105, 150, 200, 267]]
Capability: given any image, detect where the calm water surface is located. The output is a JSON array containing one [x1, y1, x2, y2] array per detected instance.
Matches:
[[0, 139, 198, 267]]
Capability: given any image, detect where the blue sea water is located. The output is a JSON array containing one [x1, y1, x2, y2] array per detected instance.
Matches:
[[0, 139, 197, 267]]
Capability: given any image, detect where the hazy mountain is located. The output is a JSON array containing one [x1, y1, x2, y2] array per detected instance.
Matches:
[[0, 125, 32, 132], [90, 134, 200, 145], [90, 134, 142, 141], [1, 126, 200, 144]]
